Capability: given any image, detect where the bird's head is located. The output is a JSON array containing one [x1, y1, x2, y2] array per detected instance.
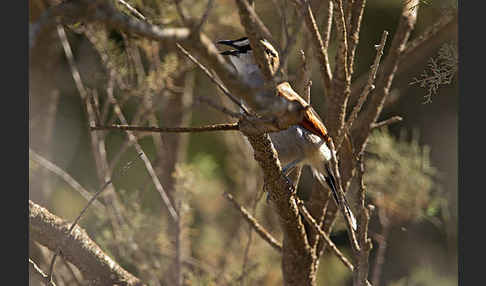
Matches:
[[217, 37, 279, 76]]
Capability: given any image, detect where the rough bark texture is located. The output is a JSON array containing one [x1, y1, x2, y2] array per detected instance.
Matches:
[[29, 200, 145, 286]]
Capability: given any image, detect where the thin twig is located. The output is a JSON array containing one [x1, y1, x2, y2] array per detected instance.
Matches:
[[353, 155, 372, 286], [349, 13, 457, 108], [328, 0, 351, 139], [235, 0, 277, 51], [176, 43, 250, 116], [172, 0, 188, 25], [296, 199, 354, 271], [29, 258, 56, 286], [195, 96, 242, 119], [29, 148, 106, 213], [337, 30, 388, 151], [345, 31, 389, 133], [371, 116, 403, 129], [47, 176, 114, 282], [223, 192, 282, 253], [105, 70, 179, 222], [46, 151, 143, 283], [117, 0, 146, 21], [296, 0, 332, 96], [91, 123, 240, 133], [352, 0, 419, 154], [58, 21, 128, 251], [194, 0, 214, 32], [347, 0, 366, 78], [273, 6, 303, 77]]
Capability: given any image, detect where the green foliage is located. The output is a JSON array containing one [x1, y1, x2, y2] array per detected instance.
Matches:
[[389, 265, 456, 286], [365, 128, 440, 223]]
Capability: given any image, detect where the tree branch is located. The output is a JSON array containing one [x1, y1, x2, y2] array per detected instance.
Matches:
[[349, 12, 457, 108], [328, 0, 351, 139], [352, 0, 419, 155], [338, 30, 388, 150], [29, 201, 145, 286], [29, 258, 56, 286], [29, 148, 106, 214], [223, 192, 283, 253], [234, 0, 276, 82], [91, 123, 239, 133], [295, 0, 333, 97]]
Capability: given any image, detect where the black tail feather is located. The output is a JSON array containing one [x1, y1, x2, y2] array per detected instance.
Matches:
[[323, 164, 357, 231]]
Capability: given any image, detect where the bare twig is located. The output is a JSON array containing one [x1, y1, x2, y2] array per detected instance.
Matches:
[[104, 70, 179, 222], [295, 49, 311, 101], [43, 146, 144, 284], [176, 43, 249, 116], [296, 199, 354, 271], [371, 116, 403, 129], [29, 148, 106, 213], [29, 258, 56, 286], [296, 0, 333, 97], [195, 96, 242, 118], [91, 123, 240, 133], [353, 156, 373, 286], [346, 31, 389, 131], [352, 0, 419, 154], [328, 0, 351, 139], [172, 0, 189, 25], [347, 0, 366, 77], [337, 30, 389, 150], [274, 6, 303, 77], [117, 0, 146, 21], [234, 0, 276, 82], [234, 0, 277, 52], [47, 175, 118, 283], [223, 192, 283, 253], [57, 22, 130, 259], [349, 13, 457, 108], [194, 0, 214, 32]]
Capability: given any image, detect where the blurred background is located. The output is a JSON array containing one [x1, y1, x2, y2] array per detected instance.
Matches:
[[29, 0, 457, 285]]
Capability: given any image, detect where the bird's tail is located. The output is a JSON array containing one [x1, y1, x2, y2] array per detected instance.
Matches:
[[314, 165, 357, 231]]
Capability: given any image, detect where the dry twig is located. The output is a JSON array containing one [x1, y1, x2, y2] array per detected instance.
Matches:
[[91, 123, 239, 133], [223, 192, 283, 253]]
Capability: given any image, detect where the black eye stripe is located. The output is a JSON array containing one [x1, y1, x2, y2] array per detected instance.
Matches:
[[265, 49, 277, 57], [237, 44, 251, 53]]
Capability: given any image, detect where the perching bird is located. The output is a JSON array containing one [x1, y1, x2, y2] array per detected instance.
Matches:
[[217, 37, 357, 230]]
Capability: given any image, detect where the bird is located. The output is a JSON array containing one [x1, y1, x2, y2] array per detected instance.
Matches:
[[217, 37, 357, 230]]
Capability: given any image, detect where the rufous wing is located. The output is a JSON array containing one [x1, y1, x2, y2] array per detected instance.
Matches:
[[276, 82, 331, 142]]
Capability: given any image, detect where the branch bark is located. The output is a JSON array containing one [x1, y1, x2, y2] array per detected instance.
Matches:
[[352, 0, 419, 157], [29, 201, 146, 286]]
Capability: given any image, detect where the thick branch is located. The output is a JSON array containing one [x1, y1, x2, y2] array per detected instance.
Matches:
[[29, 201, 145, 286]]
